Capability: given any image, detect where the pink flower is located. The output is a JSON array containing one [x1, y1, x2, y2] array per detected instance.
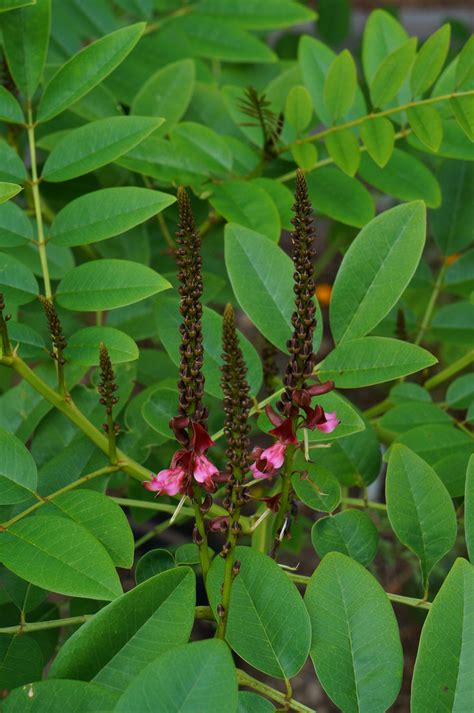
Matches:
[[194, 453, 219, 489], [251, 441, 287, 480], [302, 405, 340, 433], [315, 410, 339, 433], [143, 467, 185, 496], [144, 421, 219, 496]]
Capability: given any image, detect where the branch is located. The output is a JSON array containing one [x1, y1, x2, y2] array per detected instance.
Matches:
[[286, 572, 431, 610], [237, 669, 316, 713]]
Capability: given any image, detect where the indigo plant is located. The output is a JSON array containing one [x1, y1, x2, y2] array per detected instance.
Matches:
[[0, 1, 472, 711]]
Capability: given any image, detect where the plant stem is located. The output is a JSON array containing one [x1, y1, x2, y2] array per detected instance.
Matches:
[[286, 572, 431, 610], [193, 492, 211, 583], [423, 349, 474, 391], [26, 104, 51, 299], [280, 89, 474, 154], [414, 262, 447, 346], [236, 669, 316, 713], [1, 465, 119, 529], [341, 497, 387, 512], [216, 469, 244, 640], [364, 397, 392, 419], [0, 606, 215, 636], [270, 444, 296, 559]]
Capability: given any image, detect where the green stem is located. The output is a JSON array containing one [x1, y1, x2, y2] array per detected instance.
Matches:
[[0, 606, 215, 636], [423, 349, 474, 391], [414, 263, 447, 346], [364, 397, 392, 419], [1, 352, 151, 482], [280, 89, 474, 154], [1, 465, 119, 529], [27, 104, 51, 299], [193, 493, 211, 583], [270, 444, 296, 559], [112, 496, 245, 527], [107, 411, 118, 464], [236, 669, 316, 713], [341, 496, 387, 512], [216, 466, 245, 640]]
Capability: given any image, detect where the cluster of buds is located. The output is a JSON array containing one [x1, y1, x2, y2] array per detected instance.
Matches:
[[175, 186, 207, 424], [39, 296, 67, 366], [98, 342, 120, 436], [250, 170, 339, 481], [144, 188, 218, 499]]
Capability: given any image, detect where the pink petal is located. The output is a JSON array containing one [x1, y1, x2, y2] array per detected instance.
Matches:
[[193, 454, 219, 486], [316, 411, 339, 433]]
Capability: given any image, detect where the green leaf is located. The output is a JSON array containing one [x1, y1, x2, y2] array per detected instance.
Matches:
[[172, 15, 275, 63], [359, 150, 441, 209], [362, 9, 408, 85], [299, 36, 367, 128], [142, 387, 177, 439], [318, 337, 437, 388], [3, 680, 119, 713], [136, 549, 175, 585], [115, 640, 238, 712], [37, 23, 145, 122], [0, 427, 37, 505], [50, 568, 195, 690], [0, 251, 38, 304], [291, 142, 318, 171], [323, 50, 357, 121], [0, 635, 43, 691], [411, 558, 474, 712], [408, 118, 474, 161], [132, 59, 195, 134], [56, 259, 171, 312], [307, 167, 374, 227], [451, 94, 474, 140], [325, 129, 360, 176], [466, 457, 474, 562], [42, 117, 163, 182], [446, 374, 474, 409], [0, 0, 36, 9], [291, 462, 341, 513], [330, 201, 426, 343], [238, 691, 275, 713], [0, 202, 33, 248], [224, 223, 322, 354], [445, 250, 474, 297], [285, 85, 313, 133], [359, 116, 394, 168], [305, 552, 403, 713], [370, 38, 417, 108], [0, 86, 24, 124], [67, 326, 139, 366], [311, 510, 379, 566], [210, 182, 280, 242], [208, 547, 311, 678], [389, 424, 473, 467], [1, 0, 50, 98], [431, 302, 474, 344], [407, 105, 443, 151], [455, 35, 474, 88], [0, 183, 22, 205], [431, 161, 473, 255], [50, 490, 134, 569], [386, 445, 457, 594], [0, 515, 123, 600], [379, 402, 452, 435], [171, 122, 233, 179], [411, 25, 451, 97], [50, 187, 175, 247], [310, 418, 382, 487], [251, 178, 294, 230], [155, 297, 263, 398], [197, 0, 316, 29]]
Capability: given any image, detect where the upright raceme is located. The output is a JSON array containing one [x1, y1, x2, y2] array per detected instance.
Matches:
[[145, 188, 217, 497]]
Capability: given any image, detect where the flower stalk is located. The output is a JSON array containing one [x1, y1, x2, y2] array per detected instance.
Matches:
[[39, 296, 68, 396], [216, 304, 251, 639], [98, 342, 120, 464]]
